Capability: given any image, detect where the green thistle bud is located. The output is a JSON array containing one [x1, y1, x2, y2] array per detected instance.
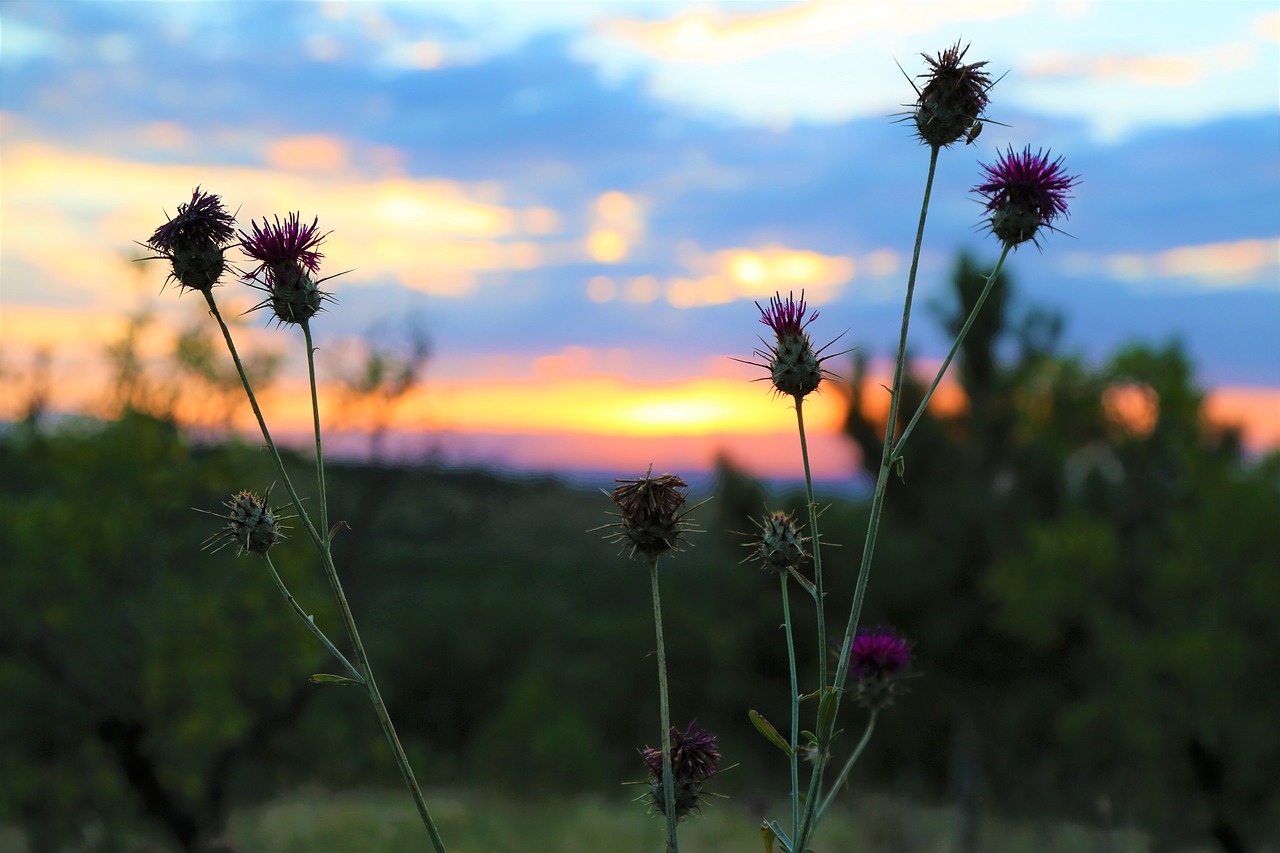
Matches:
[[745, 510, 809, 573], [201, 487, 288, 556], [911, 42, 994, 149]]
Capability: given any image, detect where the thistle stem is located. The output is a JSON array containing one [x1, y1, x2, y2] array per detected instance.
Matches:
[[834, 144, 940, 698], [892, 244, 1012, 459], [204, 292, 448, 852], [793, 397, 826, 690], [649, 556, 679, 853], [780, 573, 800, 840], [301, 320, 329, 538], [260, 553, 364, 684], [816, 710, 877, 822], [795, 143, 941, 853]]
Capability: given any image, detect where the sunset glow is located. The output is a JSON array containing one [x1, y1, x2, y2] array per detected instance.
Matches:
[[2, 0, 1276, 483]]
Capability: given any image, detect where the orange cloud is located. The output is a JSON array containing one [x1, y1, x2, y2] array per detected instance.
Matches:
[[661, 243, 859, 308], [1066, 238, 1280, 289], [264, 135, 349, 172], [601, 0, 1024, 64], [1, 138, 560, 301], [1025, 51, 1208, 87]]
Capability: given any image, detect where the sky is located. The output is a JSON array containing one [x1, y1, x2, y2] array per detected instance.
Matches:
[[1, 0, 1278, 485]]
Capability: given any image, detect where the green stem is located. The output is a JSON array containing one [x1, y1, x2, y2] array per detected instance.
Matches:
[[780, 573, 800, 840], [260, 553, 364, 684], [815, 710, 877, 823], [891, 244, 1012, 459], [796, 144, 941, 853], [204, 292, 448, 851], [649, 557, 679, 853], [833, 144, 940, 697], [201, 292, 318, 552], [793, 397, 826, 689], [301, 320, 329, 539]]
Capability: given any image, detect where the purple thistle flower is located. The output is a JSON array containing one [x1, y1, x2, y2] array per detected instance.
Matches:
[[758, 290, 818, 340], [974, 145, 1078, 249], [641, 721, 722, 820], [844, 627, 915, 711], [238, 213, 333, 325], [742, 290, 843, 401], [143, 187, 237, 292], [239, 212, 328, 284]]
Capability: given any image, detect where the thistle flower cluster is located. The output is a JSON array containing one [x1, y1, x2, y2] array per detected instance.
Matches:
[[641, 721, 722, 820], [844, 627, 915, 711], [240, 213, 333, 326], [607, 468, 696, 559], [145, 190, 334, 326], [974, 145, 1078, 249], [911, 41, 994, 148], [202, 488, 288, 556], [144, 187, 238, 292], [744, 509, 809, 574], [748, 291, 841, 401]]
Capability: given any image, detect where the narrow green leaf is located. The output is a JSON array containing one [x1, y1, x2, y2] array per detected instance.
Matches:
[[763, 819, 793, 852], [788, 567, 818, 599], [817, 686, 840, 748], [761, 821, 776, 853], [749, 709, 795, 757], [309, 673, 360, 685]]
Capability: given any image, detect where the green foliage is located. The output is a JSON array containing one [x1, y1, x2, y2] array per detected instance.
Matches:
[[0, 414, 328, 850], [841, 253, 1280, 851]]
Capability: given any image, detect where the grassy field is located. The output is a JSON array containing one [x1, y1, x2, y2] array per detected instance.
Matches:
[[1, 787, 1163, 853]]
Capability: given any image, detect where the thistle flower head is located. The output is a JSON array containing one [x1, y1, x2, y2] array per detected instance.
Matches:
[[641, 721, 722, 820], [606, 467, 696, 560], [912, 41, 994, 148], [843, 626, 915, 711], [144, 187, 238, 292], [239, 213, 333, 325], [743, 509, 809, 573], [974, 145, 1078, 249], [201, 487, 289, 556], [746, 290, 842, 400]]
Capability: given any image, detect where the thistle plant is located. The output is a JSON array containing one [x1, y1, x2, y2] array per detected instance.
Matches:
[[603, 468, 707, 852], [141, 190, 448, 852], [739, 43, 1076, 853]]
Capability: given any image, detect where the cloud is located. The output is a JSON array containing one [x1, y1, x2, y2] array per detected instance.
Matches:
[[598, 0, 1026, 65], [1064, 238, 1280, 290]]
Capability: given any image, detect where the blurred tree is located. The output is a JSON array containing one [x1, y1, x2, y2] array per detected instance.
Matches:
[[0, 411, 336, 851], [839, 253, 1280, 851], [172, 312, 283, 435], [325, 317, 431, 460]]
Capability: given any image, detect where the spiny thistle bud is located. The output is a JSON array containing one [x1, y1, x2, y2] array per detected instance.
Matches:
[[201, 487, 289, 556], [143, 187, 238, 293], [641, 721, 722, 821], [842, 626, 915, 711], [606, 467, 696, 560], [911, 42, 994, 149], [744, 291, 842, 401], [744, 510, 809, 573], [239, 213, 333, 326], [974, 145, 1078, 249]]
